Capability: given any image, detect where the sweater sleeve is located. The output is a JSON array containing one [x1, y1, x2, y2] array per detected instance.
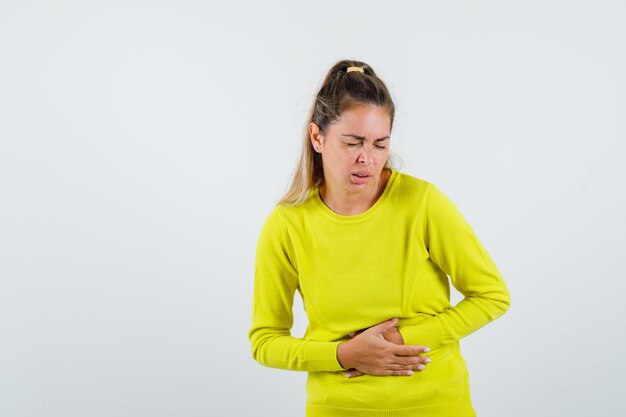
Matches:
[[397, 183, 511, 349], [248, 207, 346, 372]]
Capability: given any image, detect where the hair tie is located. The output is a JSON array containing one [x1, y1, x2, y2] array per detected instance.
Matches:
[[346, 66, 364, 74]]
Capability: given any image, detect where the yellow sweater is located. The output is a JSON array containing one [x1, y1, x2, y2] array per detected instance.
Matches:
[[249, 169, 510, 417]]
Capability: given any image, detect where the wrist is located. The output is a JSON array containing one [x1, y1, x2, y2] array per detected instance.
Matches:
[[336, 340, 353, 370]]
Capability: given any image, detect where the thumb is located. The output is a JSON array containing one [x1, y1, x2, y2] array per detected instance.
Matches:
[[367, 318, 399, 335]]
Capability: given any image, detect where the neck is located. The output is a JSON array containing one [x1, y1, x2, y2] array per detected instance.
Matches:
[[319, 169, 391, 216]]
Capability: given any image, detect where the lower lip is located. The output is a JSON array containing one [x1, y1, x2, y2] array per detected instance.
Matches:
[[351, 174, 370, 184]]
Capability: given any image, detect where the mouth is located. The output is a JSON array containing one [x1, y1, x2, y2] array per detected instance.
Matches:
[[351, 173, 371, 184]]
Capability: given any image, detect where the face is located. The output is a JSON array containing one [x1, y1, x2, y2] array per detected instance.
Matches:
[[310, 104, 391, 198]]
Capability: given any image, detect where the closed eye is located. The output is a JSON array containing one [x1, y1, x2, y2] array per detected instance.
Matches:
[[346, 142, 387, 149]]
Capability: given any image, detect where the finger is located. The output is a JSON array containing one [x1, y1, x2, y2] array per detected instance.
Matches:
[[386, 360, 428, 371], [410, 357, 432, 371], [368, 318, 399, 334], [348, 329, 365, 338], [393, 363, 427, 372], [391, 356, 421, 366], [345, 370, 365, 378], [392, 345, 431, 356], [393, 355, 432, 366], [383, 369, 414, 377], [409, 363, 427, 371]]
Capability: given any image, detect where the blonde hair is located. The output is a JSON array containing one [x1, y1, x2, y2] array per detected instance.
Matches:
[[279, 59, 396, 206]]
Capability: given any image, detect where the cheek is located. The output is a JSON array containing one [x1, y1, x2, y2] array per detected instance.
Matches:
[[324, 151, 352, 171], [338, 150, 357, 164], [375, 151, 389, 164]]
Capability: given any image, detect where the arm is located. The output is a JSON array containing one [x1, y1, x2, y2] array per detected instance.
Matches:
[[248, 207, 346, 372], [397, 184, 511, 349], [250, 208, 432, 374]]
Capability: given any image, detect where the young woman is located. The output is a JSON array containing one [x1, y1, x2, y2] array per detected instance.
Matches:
[[248, 59, 511, 417]]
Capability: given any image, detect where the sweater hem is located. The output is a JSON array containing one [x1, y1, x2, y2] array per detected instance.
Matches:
[[306, 399, 476, 417]]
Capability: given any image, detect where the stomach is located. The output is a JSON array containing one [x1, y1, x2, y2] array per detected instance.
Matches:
[[305, 342, 470, 410]]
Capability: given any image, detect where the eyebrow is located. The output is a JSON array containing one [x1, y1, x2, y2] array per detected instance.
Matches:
[[341, 134, 390, 141]]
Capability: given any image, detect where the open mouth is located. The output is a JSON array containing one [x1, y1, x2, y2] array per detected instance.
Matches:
[[352, 173, 370, 183]]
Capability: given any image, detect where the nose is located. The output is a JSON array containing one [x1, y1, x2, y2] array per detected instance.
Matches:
[[358, 146, 372, 165]]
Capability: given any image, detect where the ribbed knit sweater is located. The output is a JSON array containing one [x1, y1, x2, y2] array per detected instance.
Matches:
[[249, 169, 510, 417]]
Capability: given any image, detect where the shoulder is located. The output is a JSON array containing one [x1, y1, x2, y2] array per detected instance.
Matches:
[[264, 190, 313, 218], [386, 171, 463, 221], [389, 169, 439, 203], [394, 170, 431, 190], [260, 192, 317, 235], [256, 204, 302, 254]]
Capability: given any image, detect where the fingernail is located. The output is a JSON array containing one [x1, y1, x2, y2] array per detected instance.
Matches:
[[424, 358, 432, 363], [345, 373, 352, 378], [423, 347, 430, 352], [406, 370, 413, 375], [417, 364, 426, 371]]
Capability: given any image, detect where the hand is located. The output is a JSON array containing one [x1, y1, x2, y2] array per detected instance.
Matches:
[[347, 325, 404, 344], [382, 325, 405, 345], [343, 320, 430, 378], [337, 318, 431, 378]]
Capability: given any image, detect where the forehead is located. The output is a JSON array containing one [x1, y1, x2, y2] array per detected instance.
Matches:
[[331, 104, 391, 136]]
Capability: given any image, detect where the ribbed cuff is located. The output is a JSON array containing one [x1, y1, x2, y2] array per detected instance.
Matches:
[[305, 341, 346, 372]]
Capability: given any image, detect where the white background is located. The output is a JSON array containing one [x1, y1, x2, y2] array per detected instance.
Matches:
[[1, 1, 625, 416]]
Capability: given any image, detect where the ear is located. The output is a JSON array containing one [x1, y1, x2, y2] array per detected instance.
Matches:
[[309, 122, 324, 152]]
